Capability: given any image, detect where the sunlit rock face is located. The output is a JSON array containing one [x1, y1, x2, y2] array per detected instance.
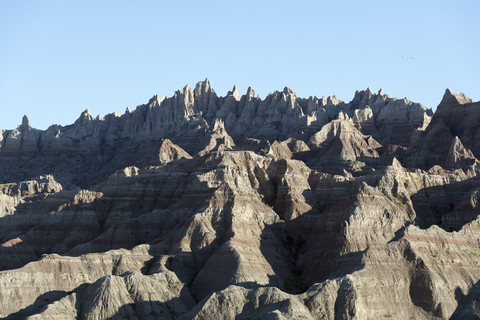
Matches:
[[1, 83, 479, 319]]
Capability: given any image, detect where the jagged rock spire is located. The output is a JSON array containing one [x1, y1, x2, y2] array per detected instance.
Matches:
[[19, 115, 32, 130], [81, 109, 92, 118], [439, 88, 472, 106], [246, 86, 256, 99], [73, 109, 93, 125], [283, 87, 296, 96], [194, 78, 215, 95], [227, 85, 241, 100], [351, 87, 375, 108]]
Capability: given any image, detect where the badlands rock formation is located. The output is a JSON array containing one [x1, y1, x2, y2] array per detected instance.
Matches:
[[0, 81, 479, 319]]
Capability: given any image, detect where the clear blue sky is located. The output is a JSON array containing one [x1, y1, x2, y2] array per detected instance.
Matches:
[[0, 1, 479, 130]]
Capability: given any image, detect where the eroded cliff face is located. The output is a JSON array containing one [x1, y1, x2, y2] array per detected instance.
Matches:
[[0, 82, 479, 319]]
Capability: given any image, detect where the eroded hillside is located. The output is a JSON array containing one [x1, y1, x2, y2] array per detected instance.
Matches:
[[0, 81, 479, 319]]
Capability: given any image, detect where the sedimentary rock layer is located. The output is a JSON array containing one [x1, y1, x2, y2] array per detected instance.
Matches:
[[0, 82, 479, 319]]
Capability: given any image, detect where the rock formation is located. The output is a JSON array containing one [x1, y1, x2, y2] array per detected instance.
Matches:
[[152, 139, 192, 165], [0, 82, 479, 319]]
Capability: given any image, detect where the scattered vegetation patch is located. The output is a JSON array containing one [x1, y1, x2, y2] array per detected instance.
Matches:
[[463, 249, 479, 257], [87, 252, 107, 256], [258, 148, 269, 156], [250, 229, 261, 241]]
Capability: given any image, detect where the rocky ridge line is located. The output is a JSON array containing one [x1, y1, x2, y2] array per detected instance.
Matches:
[[0, 83, 479, 319]]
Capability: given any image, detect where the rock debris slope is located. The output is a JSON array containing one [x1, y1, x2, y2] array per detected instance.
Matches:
[[0, 81, 479, 319]]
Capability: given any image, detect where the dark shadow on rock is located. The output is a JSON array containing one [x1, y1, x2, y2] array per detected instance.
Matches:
[[3, 290, 71, 320], [328, 250, 367, 280], [450, 280, 480, 319], [0, 156, 218, 274], [410, 175, 480, 231], [258, 184, 368, 295], [258, 221, 297, 293], [408, 268, 441, 316], [333, 277, 357, 319], [106, 297, 192, 320], [292, 187, 370, 287], [387, 222, 410, 244], [235, 291, 300, 319]]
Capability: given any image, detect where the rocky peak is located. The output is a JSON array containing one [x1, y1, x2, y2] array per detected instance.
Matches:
[[212, 118, 226, 133], [227, 85, 241, 101], [445, 136, 476, 168], [176, 85, 195, 113], [245, 86, 257, 100], [148, 95, 158, 104], [194, 79, 215, 96], [154, 139, 192, 165], [19, 115, 32, 131], [337, 111, 349, 120], [390, 157, 404, 171], [75, 109, 93, 124], [439, 88, 473, 106], [178, 84, 193, 97], [148, 94, 164, 107], [193, 79, 218, 118], [351, 87, 375, 108], [320, 95, 343, 107], [283, 87, 296, 96]]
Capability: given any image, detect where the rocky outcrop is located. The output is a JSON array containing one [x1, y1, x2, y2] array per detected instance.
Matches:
[[1, 115, 41, 153], [346, 88, 432, 146], [415, 89, 480, 169], [0, 83, 479, 319], [152, 139, 192, 165], [439, 88, 473, 106], [0, 174, 62, 197], [445, 136, 477, 168], [196, 119, 235, 156], [307, 119, 381, 173], [0, 175, 62, 218], [309, 119, 380, 159]]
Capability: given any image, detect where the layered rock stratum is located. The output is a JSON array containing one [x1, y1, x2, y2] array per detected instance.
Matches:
[[0, 80, 479, 319]]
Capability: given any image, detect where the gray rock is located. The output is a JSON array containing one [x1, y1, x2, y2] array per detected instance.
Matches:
[[0, 83, 479, 320]]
